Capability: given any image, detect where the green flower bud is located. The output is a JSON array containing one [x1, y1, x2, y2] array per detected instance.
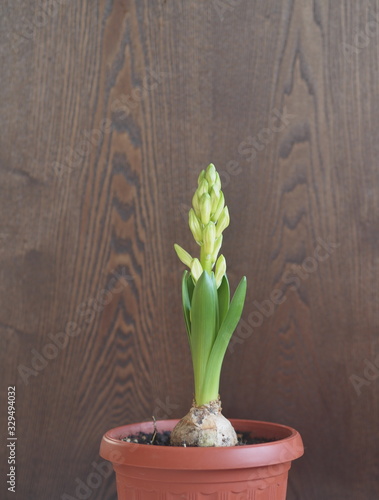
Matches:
[[212, 235, 223, 263], [189, 209, 203, 243], [205, 163, 216, 185], [210, 186, 221, 214], [214, 171, 221, 191], [191, 258, 203, 282], [203, 222, 216, 255], [192, 192, 201, 217], [199, 193, 212, 225], [197, 179, 209, 198], [197, 169, 206, 185], [174, 244, 192, 268], [216, 206, 230, 237], [214, 254, 226, 287], [212, 191, 225, 221]]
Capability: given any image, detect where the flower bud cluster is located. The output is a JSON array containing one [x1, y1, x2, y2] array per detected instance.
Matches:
[[174, 164, 230, 287]]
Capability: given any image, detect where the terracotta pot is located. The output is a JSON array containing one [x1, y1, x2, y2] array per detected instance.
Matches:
[[100, 419, 304, 500]]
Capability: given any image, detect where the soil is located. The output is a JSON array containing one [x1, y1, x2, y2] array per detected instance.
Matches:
[[121, 430, 275, 446]]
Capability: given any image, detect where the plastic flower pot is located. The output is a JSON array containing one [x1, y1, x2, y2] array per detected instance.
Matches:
[[100, 418, 304, 500]]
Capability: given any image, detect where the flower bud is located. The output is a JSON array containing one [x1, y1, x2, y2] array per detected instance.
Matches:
[[216, 206, 230, 237], [212, 235, 223, 263], [203, 222, 216, 255], [191, 258, 203, 282], [214, 172, 221, 191], [174, 244, 193, 268], [205, 163, 216, 185], [210, 186, 221, 214], [212, 191, 225, 221], [215, 255, 226, 287], [192, 192, 200, 216], [189, 209, 203, 243], [197, 179, 209, 198], [199, 193, 212, 225], [197, 169, 206, 185]]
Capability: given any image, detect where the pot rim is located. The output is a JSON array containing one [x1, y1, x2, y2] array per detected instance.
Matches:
[[100, 419, 304, 470]]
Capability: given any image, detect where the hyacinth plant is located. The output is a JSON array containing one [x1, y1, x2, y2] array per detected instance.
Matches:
[[170, 164, 247, 447]]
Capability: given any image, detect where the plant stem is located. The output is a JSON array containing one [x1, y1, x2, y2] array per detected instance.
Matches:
[[200, 246, 212, 273], [196, 375, 219, 406]]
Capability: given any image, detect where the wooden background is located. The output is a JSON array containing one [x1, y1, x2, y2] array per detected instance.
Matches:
[[1, 1, 378, 499]]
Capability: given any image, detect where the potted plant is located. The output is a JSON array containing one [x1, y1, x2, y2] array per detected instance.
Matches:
[[100, 164, 304, 499]]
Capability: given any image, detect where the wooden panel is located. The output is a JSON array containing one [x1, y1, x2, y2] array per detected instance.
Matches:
[[0, 1, 378, 499]]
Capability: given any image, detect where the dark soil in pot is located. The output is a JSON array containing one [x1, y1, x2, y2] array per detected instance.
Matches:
[[121, 430, 276, 446]]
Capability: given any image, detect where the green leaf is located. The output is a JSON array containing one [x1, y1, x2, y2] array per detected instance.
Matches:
[[204, 276, 247, 389], [213, 272, 220, 345], [217, 274, 230, 329], [181, 271, 192, 344], [186, 270, 195, 303], [190, 271, 218, 403]]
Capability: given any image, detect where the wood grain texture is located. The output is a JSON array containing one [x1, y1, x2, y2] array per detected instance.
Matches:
[[0, 1, 378, 499]]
